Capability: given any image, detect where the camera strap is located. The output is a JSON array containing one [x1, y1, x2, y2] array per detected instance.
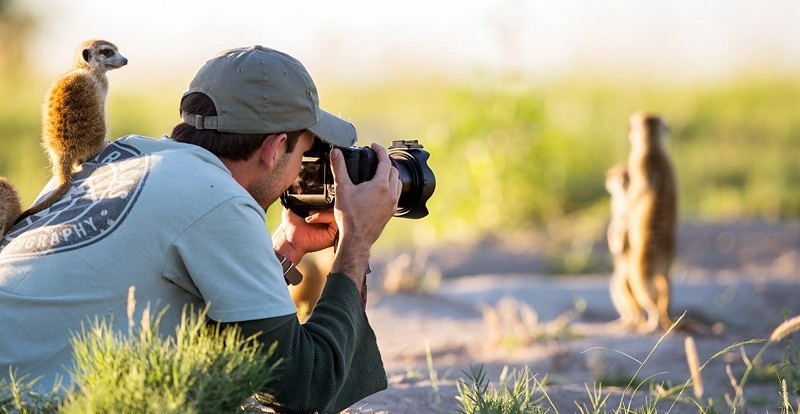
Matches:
[[275, 251, 303, 285]]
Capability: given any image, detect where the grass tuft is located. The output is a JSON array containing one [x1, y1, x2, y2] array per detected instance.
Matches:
[[480, 296, 583, 348], [456, 365, 550, 414], [772, 315, 800, 343], [684, 336, 704, 399], [60, 302, 280, 414], [454, 314, 800, 413], [0, 370, 61, 414]]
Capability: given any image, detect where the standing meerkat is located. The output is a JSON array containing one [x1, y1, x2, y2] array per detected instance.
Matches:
[[290, 252, 334, 317], [624, 111, 678, 333], [15, 39, 127, 224], [605, 162, 640, 329], [0, 177, 22, 236]]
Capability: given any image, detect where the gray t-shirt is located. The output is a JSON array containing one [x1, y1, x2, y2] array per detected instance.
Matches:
[[0, 135, 296, 390]]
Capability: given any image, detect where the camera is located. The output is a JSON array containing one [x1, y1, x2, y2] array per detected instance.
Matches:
[[280, 139, 435, 219]]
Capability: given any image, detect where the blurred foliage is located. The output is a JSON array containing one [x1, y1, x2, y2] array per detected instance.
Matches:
[[0, 0, 35, 73], [2, 49, 799, 272], [321, 72, 800, 271]]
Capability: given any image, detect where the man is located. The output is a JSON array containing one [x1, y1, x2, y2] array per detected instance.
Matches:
[[0, 46, 400, 412]]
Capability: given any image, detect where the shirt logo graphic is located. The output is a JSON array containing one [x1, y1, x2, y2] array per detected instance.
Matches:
[[0, 142, 150, 258]]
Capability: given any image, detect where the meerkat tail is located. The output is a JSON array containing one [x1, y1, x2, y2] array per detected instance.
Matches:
[[0, 177, 22, 235], [14, 183, 71, 224], [14, 162, 74, 224]]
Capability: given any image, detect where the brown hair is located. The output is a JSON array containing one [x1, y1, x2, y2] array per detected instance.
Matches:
[[171, 92, 301, 161]]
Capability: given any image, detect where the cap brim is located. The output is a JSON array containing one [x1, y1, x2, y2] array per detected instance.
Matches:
[[306, 109, 357, 148]]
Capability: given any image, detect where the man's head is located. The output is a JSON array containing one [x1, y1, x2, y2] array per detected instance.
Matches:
[[172, 46, 356, 207]]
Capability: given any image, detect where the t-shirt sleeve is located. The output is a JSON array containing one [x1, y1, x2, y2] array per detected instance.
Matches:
[[161, 196, 296, 322]]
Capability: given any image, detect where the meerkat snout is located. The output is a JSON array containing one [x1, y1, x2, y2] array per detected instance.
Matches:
[[79, 40, 128, 71]]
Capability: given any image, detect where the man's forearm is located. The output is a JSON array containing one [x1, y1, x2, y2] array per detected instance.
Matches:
[[330, 238, 371, 293]]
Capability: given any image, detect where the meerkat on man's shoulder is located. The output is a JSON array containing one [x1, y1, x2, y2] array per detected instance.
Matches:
[[15, 39, 127, 224]]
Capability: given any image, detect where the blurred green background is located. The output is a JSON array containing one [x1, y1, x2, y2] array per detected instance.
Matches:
[[2, 1, 799, 274]]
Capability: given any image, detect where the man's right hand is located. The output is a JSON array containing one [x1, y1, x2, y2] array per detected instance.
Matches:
[[328, 143, 401, 290]]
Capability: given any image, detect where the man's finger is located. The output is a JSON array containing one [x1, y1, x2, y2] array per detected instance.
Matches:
[[305, 210, 335, 224], [370, 143, 393, 182], [389, 164, 402, 197], [329, 147, 353, 186]]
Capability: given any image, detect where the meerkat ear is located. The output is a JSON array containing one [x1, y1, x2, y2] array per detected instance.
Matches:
[[82, 48, 91, 62]]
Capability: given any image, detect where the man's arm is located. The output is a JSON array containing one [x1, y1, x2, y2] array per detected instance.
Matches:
[[232, 142, 399, 412], [218, 274, 386, 413]]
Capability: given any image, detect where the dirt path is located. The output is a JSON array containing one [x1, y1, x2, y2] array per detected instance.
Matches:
[[345, 221, 800, 413], [347, 271, 796, 413]]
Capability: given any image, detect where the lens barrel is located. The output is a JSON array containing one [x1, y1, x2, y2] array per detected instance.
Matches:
[[387, 140, 435, 218]]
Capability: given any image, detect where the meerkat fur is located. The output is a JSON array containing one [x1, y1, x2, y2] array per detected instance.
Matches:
[[290, 252, 333, 312], [0, 177, 22, 236], [605, 162, 641, 329], [15, 39, 127, 224], [624, 111, 678, 333]]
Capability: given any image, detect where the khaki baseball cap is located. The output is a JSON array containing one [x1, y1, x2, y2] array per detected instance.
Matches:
[[181, 46, 356, 148]]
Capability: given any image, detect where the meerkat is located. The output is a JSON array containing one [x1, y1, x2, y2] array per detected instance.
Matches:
[[0, 177, 22, 236], [624, 111, 678, 333], [14, 39, 127, 224], [605, 162, 641, 329], [290, 252, 333, 317]]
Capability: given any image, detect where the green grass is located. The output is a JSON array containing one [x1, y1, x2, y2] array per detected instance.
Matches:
[[61, 304, 280, 414], [3, 70, 800, 271], [0, 372, 60, 414], [457, 365, 549, 414], [326, 71, 800, 260], [0, 299, 281, 414], [454, 314, 800, 414]]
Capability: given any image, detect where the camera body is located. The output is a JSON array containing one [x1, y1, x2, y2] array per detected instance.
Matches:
[[280, 139, 435, 219]]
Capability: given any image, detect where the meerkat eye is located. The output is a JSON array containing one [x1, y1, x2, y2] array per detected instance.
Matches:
[[101, 49, 114, 57]]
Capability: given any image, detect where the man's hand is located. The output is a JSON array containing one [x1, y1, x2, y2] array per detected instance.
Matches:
[[272, 208, 338, 265], [329, 143, 401, 289]]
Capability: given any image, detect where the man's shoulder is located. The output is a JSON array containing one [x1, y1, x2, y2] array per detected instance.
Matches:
[[112, 135, 202, 156], [111, 135, 228, 174]]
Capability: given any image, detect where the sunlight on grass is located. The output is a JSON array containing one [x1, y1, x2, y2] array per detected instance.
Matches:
[[0, 301, 281, 413], [0, 370, 60, 414], [2, 71, 800, 270], [323, 72, 800, 266], [457, 365, 549, 414], [62, 300, 280, 413]]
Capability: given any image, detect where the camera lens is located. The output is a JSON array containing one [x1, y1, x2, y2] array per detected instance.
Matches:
[[387, 140, 435, 219]]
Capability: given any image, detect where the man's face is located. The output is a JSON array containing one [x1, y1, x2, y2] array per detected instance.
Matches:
[[249, 131, 314, 209], [280, 131, 315, 193]]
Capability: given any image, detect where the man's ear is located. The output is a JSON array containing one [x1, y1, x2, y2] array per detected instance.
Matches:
[[259, 133, 287, 171]]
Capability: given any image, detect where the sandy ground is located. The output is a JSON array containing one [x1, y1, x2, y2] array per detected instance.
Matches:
[[340, 221, 800, 413]]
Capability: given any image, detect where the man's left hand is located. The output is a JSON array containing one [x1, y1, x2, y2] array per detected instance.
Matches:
[[272, 208, 338, 264]]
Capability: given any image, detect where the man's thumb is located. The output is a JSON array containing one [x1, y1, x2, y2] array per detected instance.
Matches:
[[329, 148, 352, 185]]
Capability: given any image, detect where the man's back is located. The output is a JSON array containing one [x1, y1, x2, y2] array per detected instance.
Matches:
[[0, 135, 295, 391]]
